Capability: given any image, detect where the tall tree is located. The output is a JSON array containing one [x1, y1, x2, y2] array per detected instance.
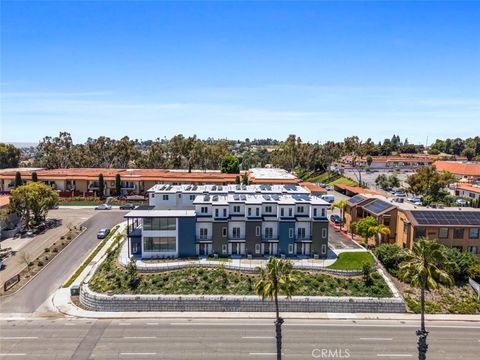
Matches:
[[220, 155, 240, 174], [255, 258, 298, 360], [36, 132, 74, 169], [406, 166, 456, 200], [398, 239, 453, 360], [15, 171, 23, 187], [10, 182, 58, 230], [0, 143, 21, 169], [115, 173, 121, 196], [98, 174, 105, 198], [354, 216, 390, 246]]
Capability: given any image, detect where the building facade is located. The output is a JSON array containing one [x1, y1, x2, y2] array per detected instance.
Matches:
[[125, 184, 330, 259]]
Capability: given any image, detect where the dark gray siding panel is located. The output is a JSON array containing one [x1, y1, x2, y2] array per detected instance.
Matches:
[[177, 217, 197, 257], [212, 221, 228, 254], [245, 221, 261, 255], [278, 221, 295, 255], [312, 221, 329, 258]]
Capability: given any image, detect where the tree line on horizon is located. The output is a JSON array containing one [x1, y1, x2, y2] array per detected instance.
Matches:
[[1, 132, 479, 171]]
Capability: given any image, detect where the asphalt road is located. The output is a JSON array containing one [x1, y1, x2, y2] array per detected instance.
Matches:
[[0, 211, 126, 313], [0, 318, 478, 359]]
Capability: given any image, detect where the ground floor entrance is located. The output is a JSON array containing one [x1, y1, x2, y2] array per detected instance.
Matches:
[[295, 242, 311, 256], [228, 242, 246, 255], [197, 243, 212, 256], [262, 242, 278, 256]]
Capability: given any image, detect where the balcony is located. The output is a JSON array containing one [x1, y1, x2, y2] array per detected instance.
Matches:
[[228, 237, 246, 242], [295, 236, 312, 242], [196, 236, 213, 243], [261, 237, 279, 242]]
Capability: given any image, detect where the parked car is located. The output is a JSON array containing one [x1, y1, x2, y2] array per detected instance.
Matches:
[[325, 185, 333, 191], [330, 214, 343, 225], [393, 192, 406, 198], [97, 228, 110, 239], [120, 203, 136, 210], [95, 204, 112, 210], [456, 198, 468, 206]]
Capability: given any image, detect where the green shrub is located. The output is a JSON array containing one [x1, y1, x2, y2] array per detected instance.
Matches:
[[468, 263, 480, 283], [443, 247, 477, 282], [374, 244, 406, 274]]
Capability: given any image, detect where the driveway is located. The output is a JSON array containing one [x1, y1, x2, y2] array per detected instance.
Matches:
[[0, 208, 96, 282], [0, 211, 126, 313], [328, 223, 362, 251]]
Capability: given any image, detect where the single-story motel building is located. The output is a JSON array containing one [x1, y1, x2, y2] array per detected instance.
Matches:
[[125, 184, 330, 259], [344, 193, 480, 254]]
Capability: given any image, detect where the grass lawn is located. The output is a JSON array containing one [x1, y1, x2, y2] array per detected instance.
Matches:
[[328, 252, 375, 270], [89, 250, 391, 298], [329, 177, 358, 187], [305, 171, 358, 187]]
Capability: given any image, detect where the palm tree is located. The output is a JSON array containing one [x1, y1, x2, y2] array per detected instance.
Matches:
[[331, 200, 347, 229], [398, 239, 453, 360], [370, 224, 391, 246], [254, 258, 298, 360]]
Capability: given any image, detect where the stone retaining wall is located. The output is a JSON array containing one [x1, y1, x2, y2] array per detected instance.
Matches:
[[80, 283, 405, 313]]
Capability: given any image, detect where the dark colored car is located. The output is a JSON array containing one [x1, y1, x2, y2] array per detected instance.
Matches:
[[330, 214, 343, 225], [97, 228, 110, 239], [119, 203, 136, 210]]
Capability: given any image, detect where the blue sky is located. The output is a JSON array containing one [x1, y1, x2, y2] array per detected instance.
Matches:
[[1, 1, 479, 144]]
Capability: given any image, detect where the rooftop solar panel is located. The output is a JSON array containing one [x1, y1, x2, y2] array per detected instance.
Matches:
[[348, 195, 367, 204], [363, 199, 394, 215], [411, 211, 480, 226]]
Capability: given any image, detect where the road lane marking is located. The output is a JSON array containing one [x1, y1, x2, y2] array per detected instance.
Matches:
[[249, 353, 277, 356], [0, 354, 27, 357], [170, 322, 271, 326], [377, 355, 412, 358], [360, 337, 393, 341], [123, 336, 157, 339], [242, 336, 275, 339], [64, 323, 76, 326], [146, 323, 159, 326], [119, 323, 131, 326], [120, 353, 156, 356], [0, 337, 38, 340]]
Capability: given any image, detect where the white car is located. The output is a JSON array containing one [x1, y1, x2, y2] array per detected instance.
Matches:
[[95, 204, 112, 210], [456, 199, 468, 206]]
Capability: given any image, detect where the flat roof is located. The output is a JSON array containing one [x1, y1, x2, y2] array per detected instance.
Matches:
[[124, 209, 196, 218]]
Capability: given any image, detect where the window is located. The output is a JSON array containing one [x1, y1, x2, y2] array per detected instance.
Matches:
[[190, 195, 195, 201], [469, 228, 479, 239], [321, 244, 327, 254], [383, 217, 391, 226], [265, 206, 272, 213], [143, 237, 176, 252], [199, 228, 208, 240], [438, 227, 449, 239], [313, 208, 318, 217], [288, 244, 294, 254], [222, 244, 227, 254], [322, 228, 327, 238], [143, 218, 176, 231], [288, 208, 293, 217], [201, 206, 208, 214], [255, 244, 261, 254], [321, 208, 326, 217], [288, 228, 294, 238], [264, 227, 273, 239], [233, 205, 241, 213], [215, 209, 219, 217], [297, 206, 304, 213], [162, 194, 169, 201], [256, 208, 260, 217], [222, 227, 227, 237], [468, 246, 478, 254], [151, 194, 155, 198], [281, 208, 285, 216], [248, 208, 252, 216], [255, 226, 261, 236], [297, 228, 306, 239], [232, 227, 241, 239], [223, 209, 227, 217], [415, 227, 426, 239], [178, 194, 181, 198], [453, 228, 465, 240]]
